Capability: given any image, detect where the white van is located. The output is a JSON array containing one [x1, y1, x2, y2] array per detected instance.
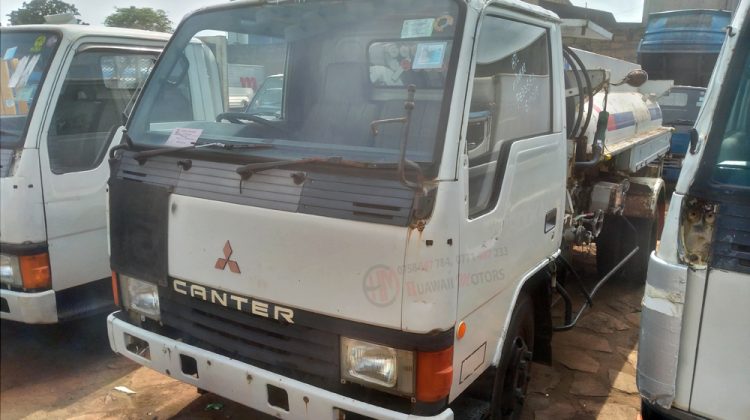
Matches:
[[637, 1, 750, 419], [0, 25, 169, 323]]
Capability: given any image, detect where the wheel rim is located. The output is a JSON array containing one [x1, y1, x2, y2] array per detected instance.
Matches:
[[499, 336, 533, 418]]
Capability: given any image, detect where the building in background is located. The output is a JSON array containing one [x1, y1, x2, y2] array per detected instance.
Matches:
[[526, 0, 740, 64]]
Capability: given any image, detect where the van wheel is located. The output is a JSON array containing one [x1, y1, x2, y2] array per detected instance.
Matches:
[[489, 293, 534, 420]]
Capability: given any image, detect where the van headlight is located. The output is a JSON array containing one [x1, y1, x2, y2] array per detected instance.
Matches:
[[121, 275, 160, 321], [340, 337, 414, 395], [0, 254, 22, 288]]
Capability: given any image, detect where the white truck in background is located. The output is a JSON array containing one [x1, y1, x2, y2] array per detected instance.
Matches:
[[105, 1, 671, 418], [0, 25, 168, 323], [638, 1, 750, 419]]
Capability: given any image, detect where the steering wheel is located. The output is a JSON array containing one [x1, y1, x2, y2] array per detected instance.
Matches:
[[216, 112, 293, 137]]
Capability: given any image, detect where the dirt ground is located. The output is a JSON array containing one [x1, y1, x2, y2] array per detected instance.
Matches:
[[1, 249, 643, 420]]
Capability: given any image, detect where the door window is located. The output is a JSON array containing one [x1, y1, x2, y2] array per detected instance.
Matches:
[[712, 51, 750, 187], [466, 15, 551, 217], [47, 49, 155, 174]]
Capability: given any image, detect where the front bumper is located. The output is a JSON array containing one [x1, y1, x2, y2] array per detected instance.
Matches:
[[0, 288, 58, 323], [107, 311, 453, 420]]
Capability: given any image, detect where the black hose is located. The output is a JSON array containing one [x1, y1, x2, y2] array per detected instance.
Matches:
[[574, 110, 608, 168], [564, 46, 594, 138], [562, 48, 585, 140]]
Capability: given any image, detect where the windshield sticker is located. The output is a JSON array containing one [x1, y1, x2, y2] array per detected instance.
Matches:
[[46, 36, 58, 47], [30, 35, 46, 53], [8, 55, 39, 89], [433, 15, 455, 32], [412, 42, 447, 70], [401, 19, 435, 39], [3, 46, 17, 61], [165, 127, 203, 147], [16, 86, 36, 102]]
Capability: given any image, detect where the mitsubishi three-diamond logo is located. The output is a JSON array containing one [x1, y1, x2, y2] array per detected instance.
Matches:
[[215, 241, 241, 274]]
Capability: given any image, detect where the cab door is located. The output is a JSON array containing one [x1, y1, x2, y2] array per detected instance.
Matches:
[[38, 40, 160, 292], [453, 7, 566, 378]]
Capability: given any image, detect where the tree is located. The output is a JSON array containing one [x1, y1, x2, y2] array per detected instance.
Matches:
[[8, 0, 80, 25], [104, 7, 173, 33]]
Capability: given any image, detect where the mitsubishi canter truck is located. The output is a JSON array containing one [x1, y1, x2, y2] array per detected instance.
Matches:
[[0, 26, 168, 323], [105, 1, 672, 418], [638, 1, 750, 419]]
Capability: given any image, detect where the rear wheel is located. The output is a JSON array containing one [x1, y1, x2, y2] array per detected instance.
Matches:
[[596, 215, 658, 284], [489, 293, 535, 420]]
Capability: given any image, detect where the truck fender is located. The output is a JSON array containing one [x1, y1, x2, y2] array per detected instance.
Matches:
[[622, 177, 666, 221], [491, 256, 556, 367]]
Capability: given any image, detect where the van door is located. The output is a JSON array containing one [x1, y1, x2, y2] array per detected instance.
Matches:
[[38, 42, 159, 294]]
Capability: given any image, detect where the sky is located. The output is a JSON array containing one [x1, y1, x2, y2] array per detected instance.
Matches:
[[1, 0, 646, 27], [569, 0, 645, 22]]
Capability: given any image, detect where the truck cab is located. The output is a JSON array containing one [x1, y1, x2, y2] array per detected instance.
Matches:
[[658, 86, 706, 184], [105, 1, 670, 418], [0, 25, 168, 323], [638, 1, 750, 419]]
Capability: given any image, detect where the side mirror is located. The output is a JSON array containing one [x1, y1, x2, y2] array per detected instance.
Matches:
[[467, 110, 491, 161], [689, 127, 700, 154], [622, 69, 648, 88]]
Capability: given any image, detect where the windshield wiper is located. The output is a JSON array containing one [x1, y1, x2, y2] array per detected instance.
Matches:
[[0, 128, 21, 137], [133, 141, 274, 165], [235, 156, 391, 180], [369, 84, 426, 193]]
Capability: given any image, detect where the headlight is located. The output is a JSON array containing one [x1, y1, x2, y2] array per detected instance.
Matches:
[[341, 337, 414, 395], [122, 275, 160, 320], [0, 254, 22, 288], [0, 252, 51, 290]]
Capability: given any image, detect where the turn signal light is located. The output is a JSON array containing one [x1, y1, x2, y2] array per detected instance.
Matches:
[[416, 346, 453, 402], [111, 271, 120, 306], [19, 253, 51, 290]]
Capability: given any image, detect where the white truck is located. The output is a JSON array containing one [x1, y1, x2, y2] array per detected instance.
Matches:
[[0, 25, 168, 323], [105, 1, 671, 418], [638, 1, 750, 419]]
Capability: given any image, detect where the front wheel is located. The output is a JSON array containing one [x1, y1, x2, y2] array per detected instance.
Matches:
[[489, 293, 535, 420]]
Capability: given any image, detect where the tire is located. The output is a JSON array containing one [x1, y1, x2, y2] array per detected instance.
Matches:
[[596, 215, 657, 284], [596, 215, 624, 280], [489, 293, 535, 420], [626, 217, 657, 283]]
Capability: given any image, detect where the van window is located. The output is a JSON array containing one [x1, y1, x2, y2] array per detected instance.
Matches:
[[47, 49, 155, 174]]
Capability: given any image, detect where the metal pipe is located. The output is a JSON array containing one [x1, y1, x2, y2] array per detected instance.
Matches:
[[553, 245, 640, 331]]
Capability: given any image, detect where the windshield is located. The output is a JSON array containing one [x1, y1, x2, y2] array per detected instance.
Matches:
[[127, 0, 462, 174], [0, 30, 60, 148], [658, 87, 705, 126], [711, 48, 750, 187]]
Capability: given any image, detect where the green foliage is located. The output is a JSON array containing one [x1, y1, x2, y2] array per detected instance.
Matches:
[[8, 0, 80, 25], [104, 7, 173, 33]]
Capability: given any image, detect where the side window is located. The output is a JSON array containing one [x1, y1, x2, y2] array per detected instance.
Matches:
[[467, 16, 551, 217], [48, 50, 155, 174]]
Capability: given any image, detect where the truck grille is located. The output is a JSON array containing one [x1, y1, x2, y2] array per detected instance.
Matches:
[[159, 289, 341, 388]]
